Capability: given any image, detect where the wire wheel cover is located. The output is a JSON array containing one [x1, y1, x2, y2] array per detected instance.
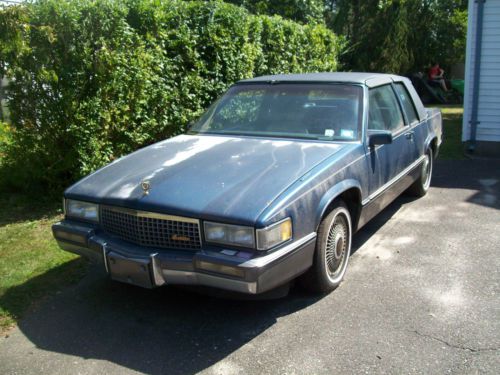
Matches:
[[422, 154, 431, 189], [325, 214, 348, 278]]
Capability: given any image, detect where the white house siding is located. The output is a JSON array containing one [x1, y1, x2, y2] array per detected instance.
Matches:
[[462, 0, 500, 146]]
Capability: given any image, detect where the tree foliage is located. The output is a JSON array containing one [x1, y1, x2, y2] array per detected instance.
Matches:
[[224, 0, 324, 23], [0, 0, 342, 194], [225, 0, 467, 74], [325, 0, 467, 74]]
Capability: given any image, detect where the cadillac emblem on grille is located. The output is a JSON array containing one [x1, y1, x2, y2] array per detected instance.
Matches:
[[100, 205, 202, 250], [171, 234, 191, 242], [141, 180, 151, 195]]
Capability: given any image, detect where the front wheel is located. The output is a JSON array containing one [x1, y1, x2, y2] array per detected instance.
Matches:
[[407, 148, 433, 197], [299, 201, 352, 294]]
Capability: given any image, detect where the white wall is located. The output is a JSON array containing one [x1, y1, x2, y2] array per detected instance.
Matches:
[[462, 0, 500, 143]]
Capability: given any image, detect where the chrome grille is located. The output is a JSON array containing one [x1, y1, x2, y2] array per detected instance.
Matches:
[[100, 206, 201, 250]]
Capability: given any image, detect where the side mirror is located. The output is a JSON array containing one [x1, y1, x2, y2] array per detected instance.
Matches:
[[368, 130, 393, 147]]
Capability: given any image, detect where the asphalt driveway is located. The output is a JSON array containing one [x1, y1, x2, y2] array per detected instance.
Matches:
[[1, 159, 499, 375]]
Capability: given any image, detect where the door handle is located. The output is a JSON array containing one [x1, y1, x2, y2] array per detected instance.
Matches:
[[405, 131, 414, 140]]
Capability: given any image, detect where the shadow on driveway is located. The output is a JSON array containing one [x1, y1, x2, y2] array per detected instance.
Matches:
[[432, 159, 500, 210], [1, 159, 498, 374], [2, 267, 323, 375], [0, 197, 409, 375]]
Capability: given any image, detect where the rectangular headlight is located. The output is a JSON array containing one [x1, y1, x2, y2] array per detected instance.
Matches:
[[204, 221, 255, 248], [65, 199, 99, 223], [256, 218, 292, 250]]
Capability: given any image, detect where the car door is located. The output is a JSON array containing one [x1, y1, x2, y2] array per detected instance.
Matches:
[[365, 84, 415, 208], [393, 82, 424, 161]]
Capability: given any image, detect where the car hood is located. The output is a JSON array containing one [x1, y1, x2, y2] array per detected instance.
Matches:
[[66, 134, 348, 224]]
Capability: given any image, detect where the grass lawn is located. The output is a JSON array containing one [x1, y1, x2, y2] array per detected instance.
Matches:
[[0, 105, 464, 334], [0, 196, 87, 333], [436, 105, 464, 159]]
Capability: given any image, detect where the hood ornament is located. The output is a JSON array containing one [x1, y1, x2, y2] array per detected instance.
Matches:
[[141, 180, 151, 195]]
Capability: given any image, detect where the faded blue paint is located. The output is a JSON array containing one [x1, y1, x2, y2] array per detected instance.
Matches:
[[64, 73, 442, 254], [65, 134, 348, 226]]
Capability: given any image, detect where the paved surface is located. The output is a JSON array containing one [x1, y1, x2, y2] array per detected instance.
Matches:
[[1, 159, 499, 375]]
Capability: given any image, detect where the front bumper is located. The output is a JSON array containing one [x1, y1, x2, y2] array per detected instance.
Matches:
[[52, 220, 316, 294]]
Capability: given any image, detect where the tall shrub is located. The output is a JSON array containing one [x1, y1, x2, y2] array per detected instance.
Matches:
[[0, 0, 342, 194]]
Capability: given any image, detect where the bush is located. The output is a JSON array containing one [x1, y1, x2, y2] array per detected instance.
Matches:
[[0, 0, 341, 195], [0, 121, 10, 156]]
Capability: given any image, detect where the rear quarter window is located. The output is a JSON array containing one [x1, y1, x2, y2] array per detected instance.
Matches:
[[394, 83, 419, 125]]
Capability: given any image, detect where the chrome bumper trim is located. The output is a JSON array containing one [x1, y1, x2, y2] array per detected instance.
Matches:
[[162, 270, 257, 294], [53, 220, 317, 294], [240, 232, 317, 268]]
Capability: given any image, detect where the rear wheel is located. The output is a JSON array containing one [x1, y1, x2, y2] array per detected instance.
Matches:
[[407, 148, 433, 197], [300, 201, 352, 293]]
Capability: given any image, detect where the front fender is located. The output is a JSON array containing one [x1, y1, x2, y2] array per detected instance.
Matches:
[[315, 179, 362, 229]]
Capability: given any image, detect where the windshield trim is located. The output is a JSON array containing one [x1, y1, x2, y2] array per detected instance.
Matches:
[[185, 131, 363, 144]]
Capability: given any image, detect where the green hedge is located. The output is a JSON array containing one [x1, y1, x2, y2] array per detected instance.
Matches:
[[0, 0, 341, 194]]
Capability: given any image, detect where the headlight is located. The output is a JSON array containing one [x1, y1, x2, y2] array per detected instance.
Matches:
[[204, 221, 255, 248], [65, 199, 99, 223], [256, 218, 292, 250]]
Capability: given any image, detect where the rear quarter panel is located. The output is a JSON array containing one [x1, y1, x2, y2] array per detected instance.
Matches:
[[426, 108, 443, 149]]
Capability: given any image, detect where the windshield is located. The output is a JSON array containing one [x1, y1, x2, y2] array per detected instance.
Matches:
[[190, 83, 363, 141]]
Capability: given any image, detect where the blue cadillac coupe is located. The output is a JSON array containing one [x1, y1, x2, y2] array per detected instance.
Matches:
[[53, 73, 442, 294]]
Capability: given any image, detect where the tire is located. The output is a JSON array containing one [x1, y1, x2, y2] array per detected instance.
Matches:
[[407, 148, 433, 197], [299, 201, 352, 294]]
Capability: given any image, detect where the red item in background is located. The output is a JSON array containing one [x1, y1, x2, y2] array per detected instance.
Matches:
[[428, 65, 440, 80]]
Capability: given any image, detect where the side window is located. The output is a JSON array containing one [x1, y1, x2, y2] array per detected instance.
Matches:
[[394, 83, 419, 124], [368, 85, 405, 132]]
